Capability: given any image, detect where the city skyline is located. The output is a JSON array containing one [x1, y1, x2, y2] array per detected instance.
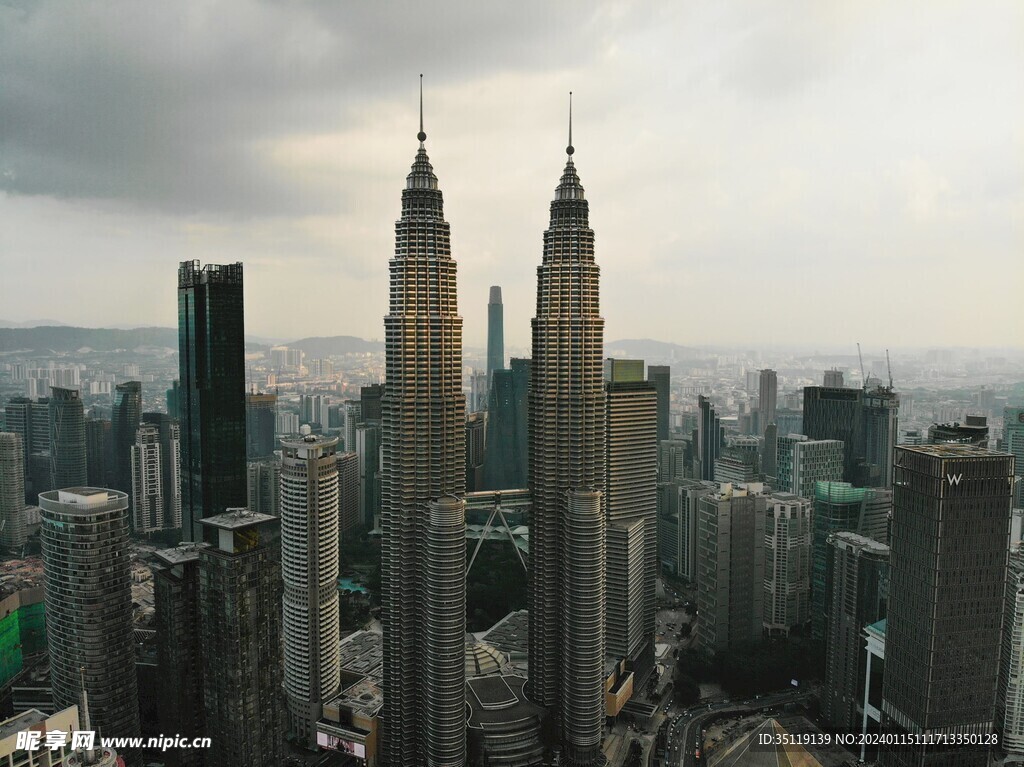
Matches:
[[2, 3, 1022, 348]]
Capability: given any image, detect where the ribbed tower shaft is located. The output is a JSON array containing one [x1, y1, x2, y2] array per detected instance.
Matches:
[[528, 147, 607, 766], [381, 131, 467, 767]]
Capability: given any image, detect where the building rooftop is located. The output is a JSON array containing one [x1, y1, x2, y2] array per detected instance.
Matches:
[[830, 531, 889, 555], [476, 610, 529, 657], [900, 443, 1006, 458], [0, 709, 48, 741], [199, 508, 276, 530], [466, 675, 544, 727], [331, 675, 383, 719], [153, 543, 209, 567], [338, 630, 383, 682], [866, 618, 887, 638]]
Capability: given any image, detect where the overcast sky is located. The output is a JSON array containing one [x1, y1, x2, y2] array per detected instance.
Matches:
[[1, 1, 1021, 349]]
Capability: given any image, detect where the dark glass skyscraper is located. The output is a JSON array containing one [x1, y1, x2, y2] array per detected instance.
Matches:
[[244, 392, 277, 459], [177, 260, 247, 542], [481, 357, 530, 490], [647, 365, 670, 442], [695, 395, 721, 482], [879, 445, 1014, 767], [111, 381, 142, 498], [487, 285, 504, 383], [803, 385, 864, 484], [380, 94, 468, 767], [528, 113, 608, 766], [48, 387, 86, 489]]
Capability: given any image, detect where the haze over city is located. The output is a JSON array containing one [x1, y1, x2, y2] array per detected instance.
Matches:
[[2, 1, 1022, 348]]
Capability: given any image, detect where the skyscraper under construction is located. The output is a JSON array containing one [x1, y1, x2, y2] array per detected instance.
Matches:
[[528, 99, 608, 766], [380, 80, 468, 767]]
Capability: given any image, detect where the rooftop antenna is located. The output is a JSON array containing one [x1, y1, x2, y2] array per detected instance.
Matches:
[[886, 349, 894, 390], [79, 667, 97, 763], [857, 342, 866, 390], [418, 74, 426, 144], [566, 91, 574, 156]]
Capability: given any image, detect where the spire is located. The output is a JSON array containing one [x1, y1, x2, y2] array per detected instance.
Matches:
[[566, 91, 574, 156], [418, 74, 426, 145], [79, 667, 98, 764]]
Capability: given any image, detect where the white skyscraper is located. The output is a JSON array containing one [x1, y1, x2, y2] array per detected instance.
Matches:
[[280, 433, 341, 750]]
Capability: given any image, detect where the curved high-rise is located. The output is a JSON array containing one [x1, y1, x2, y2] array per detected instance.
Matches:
[[280, 433, 341, 749], [528, 104, 608, 766], [380, 82, 467, 767], [49, 387, 87, 489], [39, 488, 140, 752]]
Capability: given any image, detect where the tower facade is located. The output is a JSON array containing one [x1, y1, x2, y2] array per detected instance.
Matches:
[[862, 386, 899, 488], [763, 492, 812, 635], [280, 434, 341, 749], [759, 368, 777, 436], [487, 285, 505, 383], [695, 395, 720, 481], [1005, 406, 1024, 508], [111, 381, 142, 498], [177, 260, 247, 542], [130, 414, 182, 533], [879, 445, 1014, 767], [647, 365, 670, 442], [245, 392, 277, 459], [803, 385, 864, 484], [0, 432, 26, 550], [380, 99, 467, 767], [528, 119, 607, 766], [39, 489, 141, 751], [49, 387, 87, 490]]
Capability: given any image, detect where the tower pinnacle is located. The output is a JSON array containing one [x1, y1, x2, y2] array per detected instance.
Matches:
[[418, 74, 426, 144], [567, 91, 574, 156]]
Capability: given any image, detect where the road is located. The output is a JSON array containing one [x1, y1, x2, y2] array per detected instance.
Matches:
[[657, 689, 812, 767]]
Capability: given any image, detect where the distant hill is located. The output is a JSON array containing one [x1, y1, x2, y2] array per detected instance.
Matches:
[[0, 319, 68, 329], [604, 338, 700, 362], [0, 326, 268, 354], [288, 336, 384, 357]]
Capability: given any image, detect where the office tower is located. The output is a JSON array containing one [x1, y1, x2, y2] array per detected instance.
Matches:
[[999, 547, 1024, 759], [862, 386, 899, 488], [762, 422, 778, 479], [695, 395, 721, 481], [337, 451, 360, 536], [527, 113, 608, 767], [604, 361, 658, 662], [245, 392, 277, 458], [469, 370, 489, 413], [343, 400, 361, 452], [466, 412, 486, 492], [696, 483, 767, 652], [647, 365, 670, 442], [480, 357, 530, 491], [659, 438, 689, 482], [0, 433, 26, 550], [39, 489, 141, 753], [714, 450, 759, 485], [198, 509, 284, 767], [657, 479, 715, 580], [177, 260, 247, 542], [152, 544, 207, 767], [299, 393, 330, 429], [763, 492, 812, 636], [487, 285, 505, 383], [110, 381, 142, 497], [281, 434, 341, 749], [927, 415, 990, 448], [803, 385, 864, 484], [277, 410, 300, 435], [3, 398, 31, 453], [776, 435, 844, 499], [775, 409, 802, 438], [1007, 407, 1024, 508], [246, 457, 280, 517], [356, 423, 381, 528], [85, 418, 111, 487], [745, 370, 760, 394], [166, 380, 180, 419], [824, 369, 845, 388], [360, 384, 384, 423], [879, 445, 1015, 767], [48, 387, 86, 490], [811, 482, 891, 640], [759, 369, 777, 436], [823, 532, 889, 730], [131, 415, 182, 533], [379, 99, 467, 767]]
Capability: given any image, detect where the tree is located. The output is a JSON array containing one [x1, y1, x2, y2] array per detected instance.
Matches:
[[674, 673, 701, 706]]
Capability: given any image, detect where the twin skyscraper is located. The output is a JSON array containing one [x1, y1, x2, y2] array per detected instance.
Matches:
[[381, 84, 609, 766]]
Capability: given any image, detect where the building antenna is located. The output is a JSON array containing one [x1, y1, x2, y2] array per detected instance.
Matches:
[[857, 342, 866, 390], [886, 349, 894, 390], [567, 91, 574, 156], [418, 74, 426, 144]]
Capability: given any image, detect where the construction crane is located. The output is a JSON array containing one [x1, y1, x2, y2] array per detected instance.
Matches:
[[857, 342, 866, 390]]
